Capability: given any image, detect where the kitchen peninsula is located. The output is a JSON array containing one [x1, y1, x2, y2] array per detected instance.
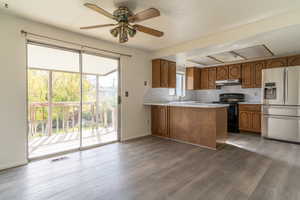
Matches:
[[144, 102, 228, 149]]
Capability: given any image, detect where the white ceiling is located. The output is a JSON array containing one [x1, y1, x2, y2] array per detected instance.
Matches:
[[166, 24, 300, 67], [1, 0, 300, 51]]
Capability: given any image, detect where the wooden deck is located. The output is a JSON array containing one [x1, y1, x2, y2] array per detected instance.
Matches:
[[28, 129, 117, 158]]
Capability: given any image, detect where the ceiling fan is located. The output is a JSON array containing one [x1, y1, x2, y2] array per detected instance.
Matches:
[[80, 3, 164, 43]]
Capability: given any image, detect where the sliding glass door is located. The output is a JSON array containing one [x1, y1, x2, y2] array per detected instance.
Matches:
[[82, 54, 119, 147], [27, 43, 119, 159]]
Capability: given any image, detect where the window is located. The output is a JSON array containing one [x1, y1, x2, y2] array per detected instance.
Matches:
[[169, 72, 185, 97], [176, 72, 185, 97]]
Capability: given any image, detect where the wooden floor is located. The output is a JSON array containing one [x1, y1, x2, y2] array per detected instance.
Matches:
[[1, 133, 300, 200]]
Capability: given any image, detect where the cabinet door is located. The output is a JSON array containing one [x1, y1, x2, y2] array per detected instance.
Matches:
[[241, 63, 253, 88], [265, 57, 287, 68], [151, 106, 168, 137], [253, 61, 264, 88], [208, 67, 216, 89], [252, 112, 261, 133], [200, 68, 209, 89], [228, 64, 241, 79], [152, 59, 161, 88], [288, 55, 300, 66], [160, 60, 169, 87], [186, 67, 200, 90], [216, 66, 229, 80], [239, 111, 252, 131], [168, 61, 176, 88]]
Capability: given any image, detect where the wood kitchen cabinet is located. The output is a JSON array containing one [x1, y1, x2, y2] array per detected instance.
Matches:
[[228, 64, 241, 79], [200, 68, 209, 89], [241, 61, 265, 88], [200, 67, 216, 89], [152, 59, 176, 88], [168, 61, 176, 88], [253, 61, 264, 88], [216, 64, 241, 80], [186, 67, 201, 90], [216, 66, 229, 80], [208, 67, 217, 89], [265, 57, 287, 68], [288, 55, 300, 66], [239, 111, 252, 131], [239, 104, 261, 133], [241, 62, 253, 88], [160, 60, 169, 87], [151, 106, 169, 138]]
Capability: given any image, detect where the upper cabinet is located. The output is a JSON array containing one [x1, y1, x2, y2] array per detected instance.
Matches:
[[216, 64, 241, 80], [168, 61, 176, 88], [154, 54, 300, 90], [242, 61, 265, 88], [186, 67, 201, 90], [253, 61, 264, 88], [288, 55, 300, 66], [152, 59, 176, 88], [216, 66, 228, 80], [265, 57, 287, 68], [228, 64, 241, 79], [200, 68, 209, 89], [241, 63, 253, 88], [208, 68, 217, 89]]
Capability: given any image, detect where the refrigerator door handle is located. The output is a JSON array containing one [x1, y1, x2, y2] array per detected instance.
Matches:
[[285, 69, 288, 104], [264, 115, 300, 120]]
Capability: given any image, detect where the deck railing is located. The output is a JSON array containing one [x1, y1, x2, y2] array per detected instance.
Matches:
[[28, 101, 117, 137]]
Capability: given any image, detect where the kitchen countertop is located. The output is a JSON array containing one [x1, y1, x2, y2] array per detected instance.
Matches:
[[143, 101, 229, 108]]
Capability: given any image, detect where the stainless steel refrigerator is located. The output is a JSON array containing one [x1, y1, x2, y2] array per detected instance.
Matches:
[[262, 66, 300, 143]]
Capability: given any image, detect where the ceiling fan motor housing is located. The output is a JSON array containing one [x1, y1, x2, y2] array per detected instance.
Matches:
[[113, 7, 133, 23]]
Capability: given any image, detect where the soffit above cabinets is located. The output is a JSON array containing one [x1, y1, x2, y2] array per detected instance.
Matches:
[[187, 44, 274, 66]]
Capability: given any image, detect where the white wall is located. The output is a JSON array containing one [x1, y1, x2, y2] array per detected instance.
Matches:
[[0, 12, 152, 170]]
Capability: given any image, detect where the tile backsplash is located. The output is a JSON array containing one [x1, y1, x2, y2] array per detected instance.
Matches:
[[144, 85, 261, 103], [195, 85, 261, 102], [144, 88, 195, 102]]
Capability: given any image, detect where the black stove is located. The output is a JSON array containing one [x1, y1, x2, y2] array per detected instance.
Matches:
[[212, 93, 245, 133]]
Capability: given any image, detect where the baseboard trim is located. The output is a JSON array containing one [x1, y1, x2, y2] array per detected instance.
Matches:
[[0, 160, 28, 171], [121, 133, 151, 142]]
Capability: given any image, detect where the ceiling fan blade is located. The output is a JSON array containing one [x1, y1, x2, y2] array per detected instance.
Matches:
[[129, 8, 160, 23], [133, 25, 164, 37], [80, 24, 115, 30], [84, 3, 115, 20]]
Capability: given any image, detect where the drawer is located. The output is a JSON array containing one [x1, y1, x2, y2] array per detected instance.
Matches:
[[239, 104, 261, 112]]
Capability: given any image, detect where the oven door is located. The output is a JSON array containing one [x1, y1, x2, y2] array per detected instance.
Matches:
[[262, 114, 300, 142]]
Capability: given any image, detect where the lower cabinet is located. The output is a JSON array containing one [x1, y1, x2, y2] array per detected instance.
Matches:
[[151, 106, 228, 149], [239, 104, 261, 133], [151, 105, 169, 137]]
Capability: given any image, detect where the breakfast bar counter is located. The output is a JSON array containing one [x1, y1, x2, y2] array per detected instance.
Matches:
[[145, 102, 228, 149]]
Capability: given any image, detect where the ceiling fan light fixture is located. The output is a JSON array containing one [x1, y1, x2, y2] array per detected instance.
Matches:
[[110, 27, 119, 37], [127, 27, 136, 37], [119, 26, 128, 43]]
